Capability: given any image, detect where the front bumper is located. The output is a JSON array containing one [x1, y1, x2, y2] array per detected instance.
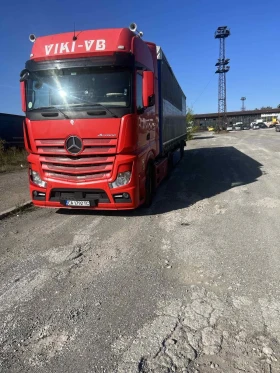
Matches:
[[30, 181, 139, 210], [28, 154, 140, 210]]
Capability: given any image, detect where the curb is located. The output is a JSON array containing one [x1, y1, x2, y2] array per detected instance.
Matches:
[[0, 201, 33, 221]]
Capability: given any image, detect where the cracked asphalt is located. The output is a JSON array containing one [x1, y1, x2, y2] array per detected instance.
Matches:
[[1, 129, 280, 372]]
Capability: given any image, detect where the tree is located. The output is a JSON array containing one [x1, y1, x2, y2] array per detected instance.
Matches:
[[186, 107, 194, 127], [277, 104, 280, 109], [186, 107, 195, 140]]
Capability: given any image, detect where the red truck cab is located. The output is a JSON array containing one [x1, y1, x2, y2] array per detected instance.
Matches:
[[20, 24, 186, 210]]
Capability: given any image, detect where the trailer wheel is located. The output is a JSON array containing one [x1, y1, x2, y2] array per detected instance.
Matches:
[[166, 152, 173, 179], [143, 163, 154, 208], [180, 141, 185, 159]]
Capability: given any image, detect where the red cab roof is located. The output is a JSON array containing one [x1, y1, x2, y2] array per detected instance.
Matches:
[[30, 28, 135, 61]]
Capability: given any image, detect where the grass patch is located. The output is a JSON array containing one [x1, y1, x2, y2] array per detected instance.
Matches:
[[0, 139, 28, 173]]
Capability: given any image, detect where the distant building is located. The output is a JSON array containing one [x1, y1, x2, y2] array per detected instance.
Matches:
[[193, 108, 280, 128], [0, 113, 24, 148]]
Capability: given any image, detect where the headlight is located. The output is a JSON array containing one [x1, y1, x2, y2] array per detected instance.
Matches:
[[30, 170, 47, 188], [109, 171, 131, 189]]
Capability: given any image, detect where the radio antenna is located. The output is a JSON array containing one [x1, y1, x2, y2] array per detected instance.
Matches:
[[73, 22, 77, 41]]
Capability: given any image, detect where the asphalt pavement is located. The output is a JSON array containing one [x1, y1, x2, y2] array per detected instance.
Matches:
[[1, 129, 280, 373]]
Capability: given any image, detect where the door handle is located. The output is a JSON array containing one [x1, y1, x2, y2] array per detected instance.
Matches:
[[147, 133, 150, 140]]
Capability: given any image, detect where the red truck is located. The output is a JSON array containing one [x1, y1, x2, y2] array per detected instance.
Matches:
[[20, 23, 186, 210]]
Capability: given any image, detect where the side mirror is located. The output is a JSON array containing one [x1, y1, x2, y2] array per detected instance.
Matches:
[[20, 81, 26, 112], [20, 69, 30, 82], [143, 71, 155, 107]]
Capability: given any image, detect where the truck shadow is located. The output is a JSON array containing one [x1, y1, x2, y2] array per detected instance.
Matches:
[[56, 146, 263, 217], [150, 146, 263, 215]]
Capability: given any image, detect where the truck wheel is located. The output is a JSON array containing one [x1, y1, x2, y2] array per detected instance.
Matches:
[[180, 141, 185, 159], [166, 152, 173, 179], [143, 163, 154, 208]]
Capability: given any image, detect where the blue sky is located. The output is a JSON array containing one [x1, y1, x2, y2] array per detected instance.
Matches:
[[1, 0, 279, 115]]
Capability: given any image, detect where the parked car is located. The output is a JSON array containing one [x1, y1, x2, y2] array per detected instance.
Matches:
[[234, 122, 242, 131], [226, 124, 233, 131], [275, 124, 280, 132], [266, 122, 276, 128], [242, 124, 250, 130], [252, 123, 260, 130], [258, 122, 267, 129]]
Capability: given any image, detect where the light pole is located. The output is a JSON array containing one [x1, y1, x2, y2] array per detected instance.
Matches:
[[215, 26, 231, 130]]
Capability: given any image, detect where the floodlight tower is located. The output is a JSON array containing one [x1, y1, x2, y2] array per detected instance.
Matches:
[[241, 97, 246, 111], [215, 26, 230, 129]]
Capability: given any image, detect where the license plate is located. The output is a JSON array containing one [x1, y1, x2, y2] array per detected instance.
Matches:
[[66, 200, 91, 207]]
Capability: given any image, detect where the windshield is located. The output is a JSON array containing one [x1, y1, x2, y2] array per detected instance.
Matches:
[[26, 67, 131, 111]]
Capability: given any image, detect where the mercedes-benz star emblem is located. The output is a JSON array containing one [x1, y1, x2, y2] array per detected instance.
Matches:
[[65, 136, 83, 155]]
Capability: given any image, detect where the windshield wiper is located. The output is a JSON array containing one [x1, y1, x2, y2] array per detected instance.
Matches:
[[91, 103, 118, 118], [35, 106, 69, 119], [74, 103, 118, 118]]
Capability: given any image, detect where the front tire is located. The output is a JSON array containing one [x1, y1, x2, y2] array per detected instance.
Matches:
[[143, 163, 154, 208], [180, 141, 185, 159]]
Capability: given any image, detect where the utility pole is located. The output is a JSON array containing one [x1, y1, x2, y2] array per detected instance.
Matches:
[[215, 26, 230, 130]]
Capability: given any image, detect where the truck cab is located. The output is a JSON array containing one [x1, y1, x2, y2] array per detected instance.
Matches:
[[20, 25, 186, 210]]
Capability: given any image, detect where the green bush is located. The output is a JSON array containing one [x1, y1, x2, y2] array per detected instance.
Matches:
[[0, 139, 5, 154], [0, 139, 28, 173], [186, 126, 199, 141]]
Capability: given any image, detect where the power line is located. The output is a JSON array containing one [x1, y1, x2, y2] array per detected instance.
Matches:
[[0, 85, 18, 90], [190, 73, 215, 107]]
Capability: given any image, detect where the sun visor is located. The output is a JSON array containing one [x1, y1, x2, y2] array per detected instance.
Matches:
[[25, 53, 135, 71]]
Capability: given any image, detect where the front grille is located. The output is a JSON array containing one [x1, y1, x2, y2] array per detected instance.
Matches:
[[35, 138, 117, 182], [49, 188, 110, 203], [35, 138, 117, 155]]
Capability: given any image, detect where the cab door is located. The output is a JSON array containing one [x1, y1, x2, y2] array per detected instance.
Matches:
[[136, 71, 156, 151]]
